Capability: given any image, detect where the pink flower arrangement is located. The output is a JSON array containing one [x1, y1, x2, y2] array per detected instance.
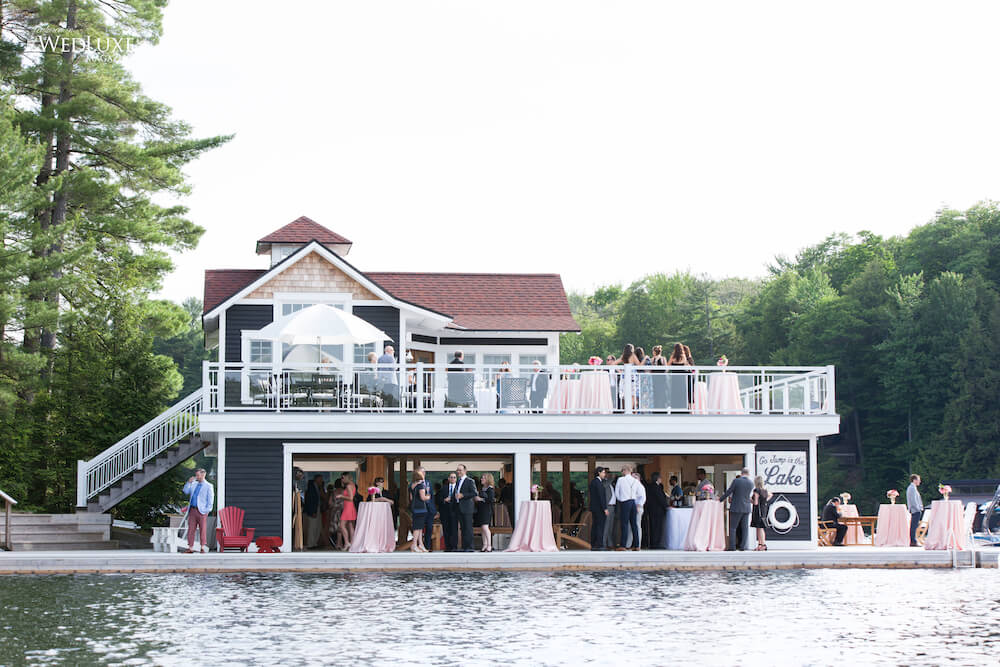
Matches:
[[702, 483, 714, 494], [886, 489, 899, 499], [531, 484, 539, 493], [717, 355, 729, 367], [588, 356, 603, 366], [938, 484, 952, 495], [367, 486, 379, 497]]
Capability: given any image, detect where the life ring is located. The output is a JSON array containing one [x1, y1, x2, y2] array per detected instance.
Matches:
[[767, 497, 799, 534]]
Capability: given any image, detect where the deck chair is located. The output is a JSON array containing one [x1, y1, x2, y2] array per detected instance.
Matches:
[[252, 375, 279, 407], [499, 377, 530, 412], [915, 507, 932, 545], [445, 372, 475, 411], [554, 511, 593, 549], [216, 506, 255, 552], [311, 374, 340, 408], [817, 520, 837, 546]]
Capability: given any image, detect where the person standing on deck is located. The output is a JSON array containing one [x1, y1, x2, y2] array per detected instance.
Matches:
[[614, 465, 641, 551], [183, 468, 214, 554], [602, 471, 616, 548], [907, 474, 923, 547], [719, 468, 754, 551], [645, 472, 669, 549], [589, 467, 609, 551]]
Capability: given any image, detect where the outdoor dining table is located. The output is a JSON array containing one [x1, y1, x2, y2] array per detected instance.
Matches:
[[706, 373, 743, 414], [923, 499, 965, 550], [505, 500, 558, 552], [874, 503, 911, 547], [349, 502, 396, 553], [475, 386, 497, 414], [839, 504, 865, 545], [683, 500, 726, 551], [545, 372, 614, 414], [545, 378, 581, 414], [666, 506, 693, 550], [691, 380, 709, 414]]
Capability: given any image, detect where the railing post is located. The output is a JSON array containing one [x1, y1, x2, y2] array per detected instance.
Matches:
[[624, 367, 634, 415], [202, 361, 211, 413], [826, 364, 836, 414], [802, 374, 811, 414], [76, 460, 88, 508], [416, 362, 425, 414], [760, 370, 770, 415]]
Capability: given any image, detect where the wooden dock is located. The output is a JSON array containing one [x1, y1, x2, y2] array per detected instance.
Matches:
[[0, 547, 996, 574]]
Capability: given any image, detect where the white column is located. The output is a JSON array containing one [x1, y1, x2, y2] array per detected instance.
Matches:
[[809, 436, 818, 547], [216, 436, 226, 511], [513, 448, 532, 524], [282, 446, 293, 552], [218, 315, 226, 363]]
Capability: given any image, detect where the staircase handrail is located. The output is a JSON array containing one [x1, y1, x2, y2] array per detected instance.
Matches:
[[0, 490, 16, 506], [77, 388, 204, 507]]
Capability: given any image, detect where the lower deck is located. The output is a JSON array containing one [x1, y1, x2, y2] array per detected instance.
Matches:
[[0, 547, 993, 574]]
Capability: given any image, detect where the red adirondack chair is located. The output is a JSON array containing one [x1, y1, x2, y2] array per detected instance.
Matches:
[[215, 506, 255, 552]]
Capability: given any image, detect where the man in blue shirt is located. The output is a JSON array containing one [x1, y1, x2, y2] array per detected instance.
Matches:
[[182, 468, 214, 553]]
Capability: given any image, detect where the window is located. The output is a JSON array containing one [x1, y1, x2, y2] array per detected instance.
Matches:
[[281, 302, 345, 317], [446, 351, 476, 365], [354, 342, 376, 364], [249, 340, 272, 363], [518, 354, 547, 373], [483, 353, 510, 367]]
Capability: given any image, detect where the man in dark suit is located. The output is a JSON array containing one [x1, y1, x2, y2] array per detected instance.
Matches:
[[438, 473, 458, 551], [303, 475, 325, 549], [588, 468, 609, 550], [498, 478, 515, 523], [645, 472, 669, 549], [528, 361, 549, 412], [453, 464, 478, 552], [822, 497, 848, 546], [719, 468, 755, 551]]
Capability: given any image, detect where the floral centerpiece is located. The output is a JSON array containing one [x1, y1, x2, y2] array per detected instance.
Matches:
[[588, 356, 603, 366], [701, 482, 714, 500], [716, 355, 729, 368], [531, 483, 540, 501], [839, 492, 851, 505], [367, 486, 379, 498], [938, 484, 952, 501], [886, 489, 899, 504]]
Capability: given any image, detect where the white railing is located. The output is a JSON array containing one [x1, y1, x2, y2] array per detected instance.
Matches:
[[202, 361, 836, 417], [76, 389, 203, 507]]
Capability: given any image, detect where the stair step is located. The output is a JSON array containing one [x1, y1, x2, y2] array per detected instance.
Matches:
[[10, 513, 110, 526], [11, 540, 120, 551], [10, 524, 108, 535]]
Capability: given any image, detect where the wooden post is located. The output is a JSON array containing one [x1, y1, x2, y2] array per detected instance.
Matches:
[[562, 457, 571, 523], [3, 500, 9, 551], [539, 458, 548, 485], [587, 456, 596, 479]]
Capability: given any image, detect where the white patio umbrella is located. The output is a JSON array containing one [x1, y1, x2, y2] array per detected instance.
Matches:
[[253, 303, 392, 365]]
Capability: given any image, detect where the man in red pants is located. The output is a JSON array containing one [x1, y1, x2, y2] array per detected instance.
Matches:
[[183, 468, 214, 553]]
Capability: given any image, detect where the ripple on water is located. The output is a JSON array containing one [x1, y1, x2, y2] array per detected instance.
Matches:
[[0, 569, 998, 666]]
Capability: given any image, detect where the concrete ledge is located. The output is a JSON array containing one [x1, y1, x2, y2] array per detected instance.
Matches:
[[0, 547, 994, 574]]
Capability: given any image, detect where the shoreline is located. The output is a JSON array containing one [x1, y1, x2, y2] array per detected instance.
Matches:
[[1, 547, 995, 575]]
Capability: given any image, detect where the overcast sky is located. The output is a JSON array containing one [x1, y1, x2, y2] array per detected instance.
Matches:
[[127, 1, 1000, 304]]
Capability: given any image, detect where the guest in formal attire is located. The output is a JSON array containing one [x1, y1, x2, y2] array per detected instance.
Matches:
[[646, 472, 669, 549], [528, 360, 549, 412], [629, 472, 646, 549], [327, 480, 345, 549], [182, 468, 214, 554], [822, 497, 848, 546], [366, 477, 393, 503], [423, 476, 438, 552], [303, 474, 325, 549], [720, 468, 755, 551], [339, 476, 357, 550], [453, 464, 478, 552], [614, 345, 641, 411], [635, 347, 647, 365], [409, 467, 431, 552], [695, 468, 713, 499], [498, 478, 515, 525], [669, 475, 684, 506], [649, 345, 665, 365], [751, 476, 773, 551], [366, 350, 378, 364], [614, 464, 642, 551], [448, 350, 465, 369], [475, 473, 496, 552], [666, 343, 687, 366], [683, 344, 695, 366], [602, 472, 617, 548], [438, 472, 458, 551], [907, 474, 923, 547], [589, 467, 609, 550]]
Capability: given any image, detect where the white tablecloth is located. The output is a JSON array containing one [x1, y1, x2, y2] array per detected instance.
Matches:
[[707, 373, 744, 414], [666, 507, 693, 550], [475, 387, 496, 414]]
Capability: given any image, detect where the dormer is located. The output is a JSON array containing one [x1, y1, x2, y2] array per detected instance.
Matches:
[[256, 216, 353, 266]]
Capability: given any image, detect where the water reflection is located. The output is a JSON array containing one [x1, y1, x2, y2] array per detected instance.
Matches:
[[1, 569, 998, 665]]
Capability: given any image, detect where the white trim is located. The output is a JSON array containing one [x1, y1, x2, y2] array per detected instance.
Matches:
[[809, 435, 818, 545], [203, 242, 452, 326], [218, 312, 226, 363], [217, 436, 226, 511]]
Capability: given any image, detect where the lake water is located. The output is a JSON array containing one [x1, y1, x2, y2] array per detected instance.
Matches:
[[1, 569, 998, 666]]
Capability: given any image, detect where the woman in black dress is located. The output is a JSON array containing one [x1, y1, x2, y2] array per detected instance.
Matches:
[[409, 467, 431, 553], [751, 475, 773, 551], [475, 473, 496, 552]]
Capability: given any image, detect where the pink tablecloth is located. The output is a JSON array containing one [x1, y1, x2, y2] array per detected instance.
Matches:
[[707, 373, 743, 414], [874, 503, 910, 547], [506, 501, 558, 552], [545, 372, 613, 414], [349, 502, 396, 553], [683, 500, 726, 551], [691, 381, 709, 414], [839, 504, 865, 545], [924, 499, 965, 550]]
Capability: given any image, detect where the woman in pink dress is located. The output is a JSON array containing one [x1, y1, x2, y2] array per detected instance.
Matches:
[[339, 479, 357, 550]]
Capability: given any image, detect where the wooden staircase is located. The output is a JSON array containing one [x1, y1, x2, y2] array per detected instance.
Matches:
[[86, 435, 209, 513], [8, 513, 117, 551]]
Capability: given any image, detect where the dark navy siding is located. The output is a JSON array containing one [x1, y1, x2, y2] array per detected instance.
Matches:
[[224, 305, 273, 363], [754, 440, 810, 541], [225, 439, 284, 538], [353, 306, 399, 350]]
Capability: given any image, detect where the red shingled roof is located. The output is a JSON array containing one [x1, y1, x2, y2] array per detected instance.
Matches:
[[203, 269, 266, 313], [367, 272, 580, 331], [256, 216, 352, 253]]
